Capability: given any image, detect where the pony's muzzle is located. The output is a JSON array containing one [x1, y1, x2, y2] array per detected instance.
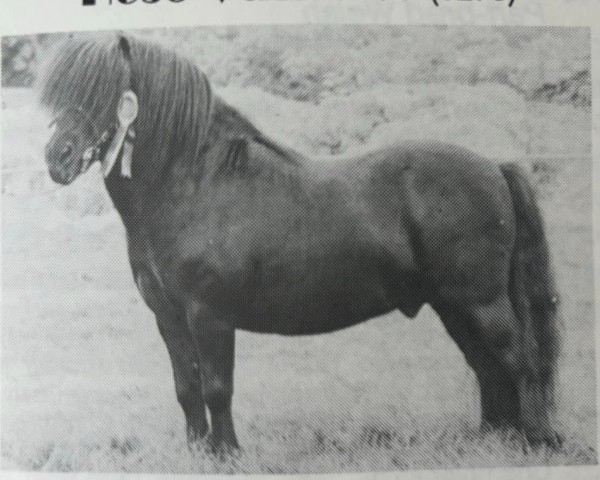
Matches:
[[45, 142, 78, 185]]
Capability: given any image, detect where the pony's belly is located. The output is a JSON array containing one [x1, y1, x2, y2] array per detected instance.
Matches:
[[239, 283, 397, 335], [173, 239, 421, 334], [175, 253, 401, 334], [234, 264, 425, 334]]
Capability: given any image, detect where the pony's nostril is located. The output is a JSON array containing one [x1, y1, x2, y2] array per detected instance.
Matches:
[[60, 143, 74, 161]]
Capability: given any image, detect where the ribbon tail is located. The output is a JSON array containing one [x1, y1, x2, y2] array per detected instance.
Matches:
[[102, 125, 128, 178]]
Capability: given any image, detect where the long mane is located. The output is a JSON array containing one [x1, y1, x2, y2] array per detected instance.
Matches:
[[38, 33, 213, 177]]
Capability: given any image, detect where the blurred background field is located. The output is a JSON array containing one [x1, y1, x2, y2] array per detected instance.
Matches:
[[2, 26, 591, 214], [1, 26, 595, 473]]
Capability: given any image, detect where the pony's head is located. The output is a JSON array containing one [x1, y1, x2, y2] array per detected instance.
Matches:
[[38, 33, 213, 185]]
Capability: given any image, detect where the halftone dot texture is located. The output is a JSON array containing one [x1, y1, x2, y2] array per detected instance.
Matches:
[[1, 24, 595, 473]]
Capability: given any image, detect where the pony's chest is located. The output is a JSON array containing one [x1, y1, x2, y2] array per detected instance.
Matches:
[[127, 232, 173, 313], [126, 207, 253, 305]]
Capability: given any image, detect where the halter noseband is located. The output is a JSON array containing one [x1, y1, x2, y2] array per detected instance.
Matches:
[[50, 105, 117, 176], [50, 94, 137, 179]]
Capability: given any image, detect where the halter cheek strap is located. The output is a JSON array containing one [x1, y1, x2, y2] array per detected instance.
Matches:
[[102, 90, 138, 178]]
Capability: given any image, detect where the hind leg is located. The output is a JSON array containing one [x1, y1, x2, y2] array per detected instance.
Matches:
[[434, 300, 520, 431], [435, 294, 557, 444], [477, 366, 520, 429], [469, 296, 557, 444]]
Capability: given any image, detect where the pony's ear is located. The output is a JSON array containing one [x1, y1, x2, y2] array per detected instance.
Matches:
[[118, 34, 132, 62]]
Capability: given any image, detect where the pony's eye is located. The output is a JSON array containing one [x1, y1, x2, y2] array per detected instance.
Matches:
[[44, 122, 58, 145]]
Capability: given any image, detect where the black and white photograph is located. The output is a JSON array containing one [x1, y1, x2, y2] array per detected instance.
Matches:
[[1, 24, 595, 473]]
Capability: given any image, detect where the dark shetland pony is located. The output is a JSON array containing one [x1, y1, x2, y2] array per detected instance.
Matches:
[[39, 33, 561, 452]]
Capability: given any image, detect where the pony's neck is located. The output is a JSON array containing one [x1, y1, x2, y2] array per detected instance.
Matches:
[[102, 96, 265, 229], [104, 168, 141, 230]]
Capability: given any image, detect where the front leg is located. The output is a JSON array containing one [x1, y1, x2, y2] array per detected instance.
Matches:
[[134, 267, 208, 445], [187, 305, 238, 451], [156, 316, 209, 445]]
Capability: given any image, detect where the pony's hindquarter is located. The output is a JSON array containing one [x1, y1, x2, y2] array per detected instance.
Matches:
[[501, 162, 561, 443], [432, 160, 560, 446]]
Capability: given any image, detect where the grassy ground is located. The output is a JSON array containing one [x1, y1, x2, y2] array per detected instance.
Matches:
[[1, 27, 596, 473]]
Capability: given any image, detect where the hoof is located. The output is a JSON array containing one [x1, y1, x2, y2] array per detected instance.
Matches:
[[191, 432, 239, 458], [209, 439, 240, 457], [526, 430, 564, 451], [186, 425, 209, 453], [187, 438, 210, 455], [480, 421, 516, 433]]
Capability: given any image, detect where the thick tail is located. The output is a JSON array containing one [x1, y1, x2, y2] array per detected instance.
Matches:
[[500, 163, 560, 415]]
